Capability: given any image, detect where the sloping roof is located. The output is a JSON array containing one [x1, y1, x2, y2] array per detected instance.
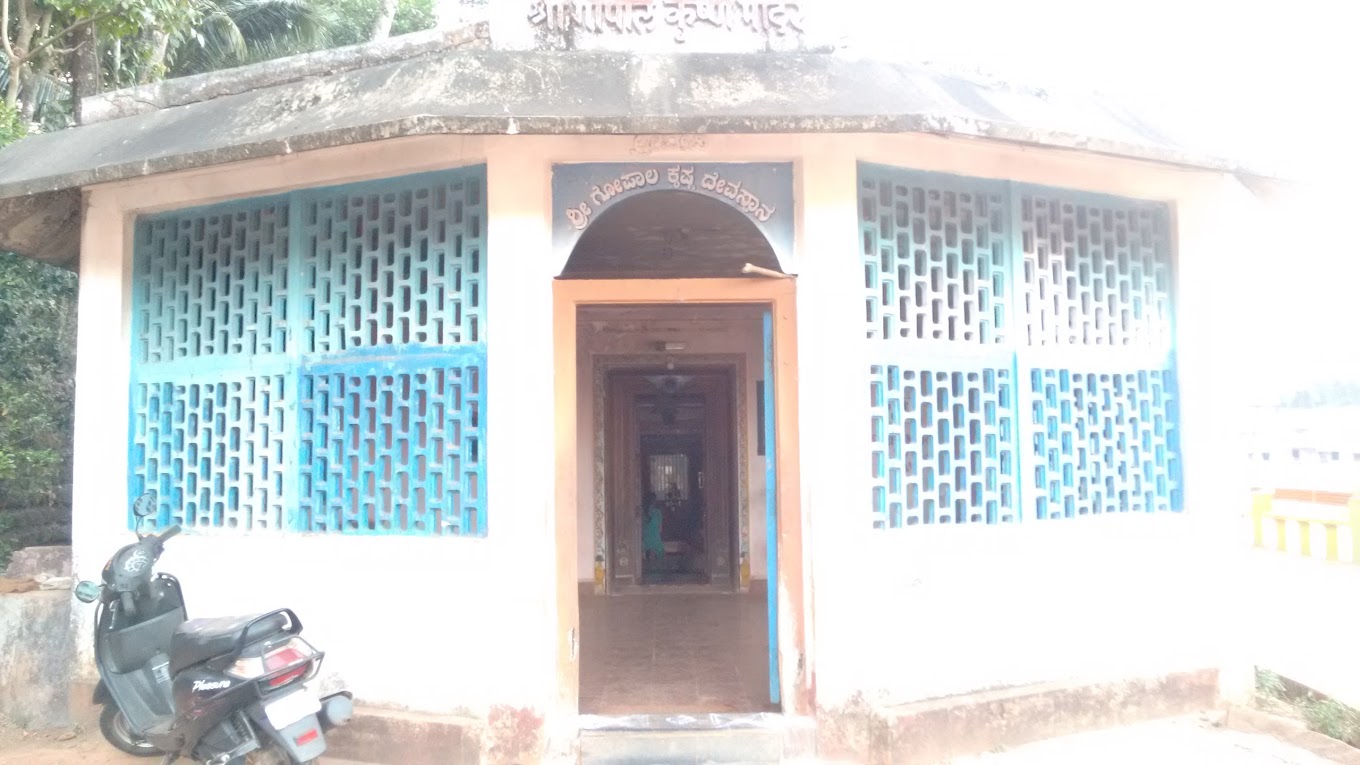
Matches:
[[0, 32, 1270, 266]]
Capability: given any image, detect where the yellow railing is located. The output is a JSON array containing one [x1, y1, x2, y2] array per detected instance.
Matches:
[[1252, 488, 1360, 563]]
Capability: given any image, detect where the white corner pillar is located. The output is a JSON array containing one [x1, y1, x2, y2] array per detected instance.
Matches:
[[795, 137, 863, 709], [69, 189, 134, 669], [482, 139, 559, 719]]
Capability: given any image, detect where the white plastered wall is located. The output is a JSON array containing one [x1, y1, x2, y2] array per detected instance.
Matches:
[[70, 130, 1256, 724]]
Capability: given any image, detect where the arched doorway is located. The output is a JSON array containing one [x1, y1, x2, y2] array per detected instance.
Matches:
[[556, 188, 795, 717], [560, 189, 783, 279]]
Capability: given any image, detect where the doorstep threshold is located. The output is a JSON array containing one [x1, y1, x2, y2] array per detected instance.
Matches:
[[578, 712, 790, 731]]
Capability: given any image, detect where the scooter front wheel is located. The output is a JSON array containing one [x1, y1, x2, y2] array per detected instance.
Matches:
[[99, 704, 162, 757]]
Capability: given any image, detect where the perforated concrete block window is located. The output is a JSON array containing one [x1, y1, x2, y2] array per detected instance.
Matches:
[[859, 164, 1181, 528], [128, 167, 488, 536]]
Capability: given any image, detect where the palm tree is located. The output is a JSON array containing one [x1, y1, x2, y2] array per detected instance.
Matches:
[[165, 0, 338, 78]]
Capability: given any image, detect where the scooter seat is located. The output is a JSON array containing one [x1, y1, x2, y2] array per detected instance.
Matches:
[[169, 613, 292, 675]]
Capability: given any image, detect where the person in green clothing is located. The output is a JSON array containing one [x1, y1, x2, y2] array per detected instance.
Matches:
[[642, 491, 665, 566]]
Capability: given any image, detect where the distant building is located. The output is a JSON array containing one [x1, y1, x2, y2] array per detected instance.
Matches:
[[1244, 406, 1360, 491]]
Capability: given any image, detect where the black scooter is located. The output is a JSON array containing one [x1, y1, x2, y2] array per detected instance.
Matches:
[[73, 492, 353, 764]]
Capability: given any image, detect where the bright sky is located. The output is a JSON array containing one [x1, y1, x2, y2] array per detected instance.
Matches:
[[837, 0, 1357, 400], [838, 0, 1353, 182]]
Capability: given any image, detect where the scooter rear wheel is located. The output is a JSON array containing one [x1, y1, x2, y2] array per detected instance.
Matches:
[[98, 704, 162, 757]]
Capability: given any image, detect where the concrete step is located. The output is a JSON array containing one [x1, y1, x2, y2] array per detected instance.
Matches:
[[580, 728, 785, 765], [324, 705, 480, 765]]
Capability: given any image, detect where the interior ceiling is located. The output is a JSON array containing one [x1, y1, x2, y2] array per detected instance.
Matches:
[[561, 190, 782, 279]]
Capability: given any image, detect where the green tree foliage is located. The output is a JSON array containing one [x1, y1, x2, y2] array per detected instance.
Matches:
[[0, 101, 73, 566], [0, 250, 76, 489], [167, 0, 338, 77], [0, 250, 77, 565], [0, 101, 24, 144], [158, 0, 436, 79], [2, 0, 200, 112], [5, 0, 437, 127], [325, 0, 433, 47]]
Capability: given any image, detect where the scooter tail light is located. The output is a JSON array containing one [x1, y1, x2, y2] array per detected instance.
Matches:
[[226, 656, 266, 680], [263, 638, 317, 689]]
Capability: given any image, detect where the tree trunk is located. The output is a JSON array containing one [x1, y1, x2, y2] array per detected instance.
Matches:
[[4, 0, 37, 110], [141, 28, 169, 84], [18, 63, 36, 120], [70, 23, 98, 124], [3, 67, 20, 110], [110, 36, 121, 90], [371, 0, 400, 40]]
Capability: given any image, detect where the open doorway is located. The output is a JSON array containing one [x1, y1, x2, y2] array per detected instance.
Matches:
[[640, 431, 705, 585], [576, 307, 772, 714], [551, 176, 804, 717]]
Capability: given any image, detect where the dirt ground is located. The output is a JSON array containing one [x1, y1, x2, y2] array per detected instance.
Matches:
[[0, 718, 143, 765], [951, 715, 1343, 765], [1, 713, 1349, 764], [0, 718, 364, 765]]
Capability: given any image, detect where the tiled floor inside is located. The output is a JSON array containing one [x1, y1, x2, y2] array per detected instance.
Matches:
[[579, 581, 774, 714]]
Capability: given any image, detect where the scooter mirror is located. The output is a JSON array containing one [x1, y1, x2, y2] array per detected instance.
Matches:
[[135, 515, 158, 535], [74, 581, 101, 603], [131, 491, 157, 518]]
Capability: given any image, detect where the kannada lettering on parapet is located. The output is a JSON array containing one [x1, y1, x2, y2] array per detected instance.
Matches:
[[527, 1, 805, 42], [565, 166, 777, 230]]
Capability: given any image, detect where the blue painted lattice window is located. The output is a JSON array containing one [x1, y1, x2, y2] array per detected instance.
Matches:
[[129, 167, 488, 535], [1028, 369, 1181, 519], [860, 164, 1181, 527], [870, 365, 1017, 528], [134, 198, 290, 363], [294, 180, 483, 353], [131, 375, 290, 531], [1020, 193, 1173, 349], [859, 167, 1009, 344], [1018, 189, 1179, 519], [298, 359, 483, 534]]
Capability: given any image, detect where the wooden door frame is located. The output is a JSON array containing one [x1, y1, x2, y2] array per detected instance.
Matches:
[[590, 354, 750, 596], [607, 368, 737, 592], [553, 278, 805, 717]]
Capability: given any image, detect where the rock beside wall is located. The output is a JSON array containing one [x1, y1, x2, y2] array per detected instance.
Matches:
[[4, 545, 72, 578], [0, 590, 73, 728]]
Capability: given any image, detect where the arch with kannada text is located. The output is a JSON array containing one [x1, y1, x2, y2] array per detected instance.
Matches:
[[551, 162, 795, 276]]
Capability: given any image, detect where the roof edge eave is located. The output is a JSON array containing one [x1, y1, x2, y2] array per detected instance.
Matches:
[[0, 113, 1270, 202]]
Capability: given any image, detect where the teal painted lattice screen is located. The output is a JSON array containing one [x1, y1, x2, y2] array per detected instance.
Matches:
[[1020, 193, 1173, 348], [860, 164, 1180, 528], [1027, 368, 1180, 519], [129, 167, 488, 535], [860, 172, 1010, 344], [870, 364, 1017, 526]]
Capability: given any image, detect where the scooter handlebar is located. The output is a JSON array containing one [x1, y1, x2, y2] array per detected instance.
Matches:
[[158, 525, 182, 543]]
